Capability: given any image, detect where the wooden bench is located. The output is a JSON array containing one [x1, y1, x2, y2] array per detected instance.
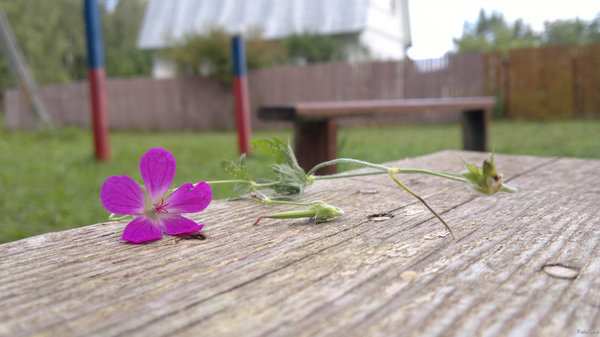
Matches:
[[259, 96, 495, 174], [2, 151, 598, 336]]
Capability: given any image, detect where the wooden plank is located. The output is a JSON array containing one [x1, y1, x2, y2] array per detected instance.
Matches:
[[1, 151, 599, 336], [258, 97, 495, 121], [296, 97, 495, 119]]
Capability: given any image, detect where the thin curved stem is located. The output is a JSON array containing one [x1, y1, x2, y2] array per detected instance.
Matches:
[[205, 180, 279, 188], [307, 158, 390, 176], [388, 171, 455, 239], [254, 182, 280, 188], [262, 199, 311, 207], [394, 169, 470, 184], [500, 184, 518, 193], [205, 179, 250, 185], [313, 168, 470, 183], [311, 170, 388, 180], [250, 189, 270, 201]]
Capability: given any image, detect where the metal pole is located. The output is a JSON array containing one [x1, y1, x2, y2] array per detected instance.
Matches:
[[0, 4, 53, 129], [232, 35, 251, 155], [84, 0, 110, 162]]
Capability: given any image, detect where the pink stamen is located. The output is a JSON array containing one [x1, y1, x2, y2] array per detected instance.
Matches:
[[153, 198, 169, 214]]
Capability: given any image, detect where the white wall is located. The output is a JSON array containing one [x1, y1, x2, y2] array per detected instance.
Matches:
[[152, 53, 177, 79], [360, 0, 410, 60], [359, 30, 405, 60]]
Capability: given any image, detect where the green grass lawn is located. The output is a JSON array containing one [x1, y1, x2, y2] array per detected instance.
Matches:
[[1, 119, 599, 243]]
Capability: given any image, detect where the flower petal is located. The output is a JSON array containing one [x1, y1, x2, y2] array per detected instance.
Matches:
[[121, 215, 163, 243], [101, 175, 146, 215], [166, 182, 213, 214], [140, 148, 176, 203], [157, 214, 204, 235]]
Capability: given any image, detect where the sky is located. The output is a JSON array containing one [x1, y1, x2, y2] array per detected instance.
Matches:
[[406, 0, 600, 59]]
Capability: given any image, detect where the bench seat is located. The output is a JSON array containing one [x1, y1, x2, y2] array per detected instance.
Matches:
[[259, 96, 495, 174]]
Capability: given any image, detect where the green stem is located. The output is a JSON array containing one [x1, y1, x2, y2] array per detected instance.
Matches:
[[312, 168, 470, 184], [308, 158, 469, 186], [254, 182, 280, 188], [311, 170, 387, 180], [262, 199, 312, 207], [500, 184, 518, 193], [249, 193, 311, 207], [307, 158, 390, 176], [394, 169, 470, 184], [388, 171, 455, 239], [205, 179, 250, 185], [250, 189, 270, 201], [205, 180, 279, 188]]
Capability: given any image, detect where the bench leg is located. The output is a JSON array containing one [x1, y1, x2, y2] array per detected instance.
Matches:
[[294, 119, 337, 175], [461, 109, 490, 152]]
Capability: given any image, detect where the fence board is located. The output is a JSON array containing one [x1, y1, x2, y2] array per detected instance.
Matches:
[[573, 44, 600, 118], [10, 46, 600, 130], [3, 55, 486, 130], [506, 44, 600, 120]]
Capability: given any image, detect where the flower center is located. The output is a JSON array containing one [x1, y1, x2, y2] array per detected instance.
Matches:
[[153, 198, 169, 214]]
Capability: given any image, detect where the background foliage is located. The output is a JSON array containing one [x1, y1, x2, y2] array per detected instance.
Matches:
[[162, 30, 364, 86], [0, 0, 150, 95], [162, 28, 288, 86], [453, 9, 600, 53]]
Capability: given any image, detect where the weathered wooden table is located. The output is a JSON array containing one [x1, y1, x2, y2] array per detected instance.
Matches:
[[2, 151, 599, 337]]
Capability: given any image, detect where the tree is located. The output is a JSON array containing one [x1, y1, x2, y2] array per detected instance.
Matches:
[[542, 16, 600, 46], [453, 10, 538, 53], [0, 0, 87, 86], [161, 28, 287, 86], [101, 0, 151, 77], [282, 32, 358, 63], [454, 10, 600, 54], [0, 0, 151, 97], [161, 29, 369, 85]]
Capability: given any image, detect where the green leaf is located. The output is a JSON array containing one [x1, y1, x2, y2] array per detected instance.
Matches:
[[250, 138, 288, 163], [252, 138, 308, 198], [221, 153, 250, 180], [462, 159, 481, 175], [270, 163, 305, 197]]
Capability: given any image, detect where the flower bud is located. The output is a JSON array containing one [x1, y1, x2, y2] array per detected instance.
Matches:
[[310, 201, 345, 222], [253, 200, 344, 225], [462, 154, 515, 195]]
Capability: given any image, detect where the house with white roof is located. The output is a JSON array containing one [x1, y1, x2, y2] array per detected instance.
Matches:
[[138, 0, 412, 78]]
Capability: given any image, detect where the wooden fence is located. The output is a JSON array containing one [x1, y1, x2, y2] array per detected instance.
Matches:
[[485, 44, 600, 119], [7, 45, 599, 130], [4, 53, 485, 130], [4, 76, 235, 131]]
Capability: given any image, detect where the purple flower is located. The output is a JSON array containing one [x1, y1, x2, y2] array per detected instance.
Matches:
[[101, 148, 212, 243]]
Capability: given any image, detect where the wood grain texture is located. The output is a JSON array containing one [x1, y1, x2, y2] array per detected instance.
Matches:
[[1, 150, 599, 337]]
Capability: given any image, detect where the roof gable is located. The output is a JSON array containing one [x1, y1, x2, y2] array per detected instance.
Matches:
[[138, 0, 369, 50]]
